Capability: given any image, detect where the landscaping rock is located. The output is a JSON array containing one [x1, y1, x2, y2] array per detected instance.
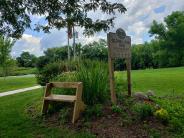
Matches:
[[155, 104, 161, 110], [146, 90, 155, 97], [133, 92, 149, 101]]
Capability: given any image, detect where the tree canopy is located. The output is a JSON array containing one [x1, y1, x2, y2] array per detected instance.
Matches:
[[149, 11, 184, 49], [0, 0, 126, 39], [16, 52, 37, 67], [81, 39, 108, 61], [0, 36, 15, 77]]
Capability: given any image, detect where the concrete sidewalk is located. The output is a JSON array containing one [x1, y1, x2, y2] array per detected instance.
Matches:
[[0, 86, 42, 97]]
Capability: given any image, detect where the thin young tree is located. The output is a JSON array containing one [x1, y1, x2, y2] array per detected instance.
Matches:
[[0, 36, 14, 78]]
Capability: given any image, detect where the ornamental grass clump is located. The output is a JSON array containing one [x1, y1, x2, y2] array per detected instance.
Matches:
[[51, 60, 109, 105], [75, 60, 109, 105]]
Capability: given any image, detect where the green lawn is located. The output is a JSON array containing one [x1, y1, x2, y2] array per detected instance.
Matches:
[[0, 89, 95, 138], [10, 67, 36, 76], [116, 67, 184, 96], [0, 75, 37, 92], [0, 67, 36, 77]]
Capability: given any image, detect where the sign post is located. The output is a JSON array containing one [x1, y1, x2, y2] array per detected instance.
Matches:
[[107, 28, 132, 104]]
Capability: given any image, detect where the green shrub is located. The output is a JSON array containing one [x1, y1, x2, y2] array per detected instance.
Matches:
[[36, 60, 79, 86], [111, 105, 122, 113], [132, 103, 154, 120], [83, 104, 103, 120], [75, 60, 109, 105], [36, 56, 49, 69], [154, 108, 169, 124], [36, 62, 64, 85]]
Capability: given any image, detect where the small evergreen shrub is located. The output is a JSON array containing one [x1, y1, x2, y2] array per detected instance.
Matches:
[[36, 60, 78, 86], [132, 103, 154, 120], [36, 62, 64, 85], [111, 105, 122, 113], [154, 108, 169, 124]]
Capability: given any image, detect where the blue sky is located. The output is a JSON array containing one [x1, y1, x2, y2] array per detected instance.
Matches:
[[11, 0, 184, 57]]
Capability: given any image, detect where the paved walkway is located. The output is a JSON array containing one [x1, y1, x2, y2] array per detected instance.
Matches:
[[0, 86, 42, 97]]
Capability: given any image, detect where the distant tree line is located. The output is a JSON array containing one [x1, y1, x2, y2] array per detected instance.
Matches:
[[18, 11, 184, 70], [33, 11, 184, 85]]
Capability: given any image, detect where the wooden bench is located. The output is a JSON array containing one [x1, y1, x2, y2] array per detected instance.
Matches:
[[42, 82, 85, 123]]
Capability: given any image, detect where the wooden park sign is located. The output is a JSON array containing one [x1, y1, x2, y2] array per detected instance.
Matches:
[[107, 28, 131, 104]]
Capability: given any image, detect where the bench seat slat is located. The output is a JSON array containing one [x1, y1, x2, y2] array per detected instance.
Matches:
[[44, 94, 76, 102]]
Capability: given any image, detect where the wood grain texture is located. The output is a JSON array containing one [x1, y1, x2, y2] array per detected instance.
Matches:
[[42, 82, 85, 123], [107, 28, 132, 101], [44, 94, 76, 102]]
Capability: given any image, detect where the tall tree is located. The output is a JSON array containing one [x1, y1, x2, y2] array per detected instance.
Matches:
[[81, 39, 108, 61], [16, 52, 37, 67], [0, 36, 15, 77], [149, 11, 184, 49], [149, 11, 184, 66], [0, 1, 31, 38], [44, 46, 68, 62], [1, 1, 126, 61], [0, 0, 126, 39]]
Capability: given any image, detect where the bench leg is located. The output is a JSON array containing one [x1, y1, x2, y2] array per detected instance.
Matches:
[[42, 100, 49, 114], [72, 101, 85, 123]]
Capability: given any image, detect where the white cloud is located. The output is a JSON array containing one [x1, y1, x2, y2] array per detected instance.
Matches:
[[111, 0, 184, 43], [40, 29, 68, 50], [12, 0, 184, 56], [128, 21, 148, 44], [12, 34, 43, 57], [21, 34, 40, 45]]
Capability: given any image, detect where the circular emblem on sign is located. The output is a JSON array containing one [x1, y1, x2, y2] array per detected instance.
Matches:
[[116, 28, 126, 39]]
